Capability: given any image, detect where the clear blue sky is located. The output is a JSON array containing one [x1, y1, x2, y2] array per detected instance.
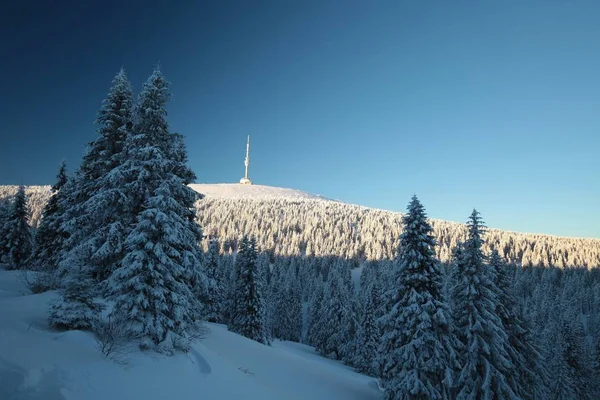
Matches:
[[1, 0, 598, 238]]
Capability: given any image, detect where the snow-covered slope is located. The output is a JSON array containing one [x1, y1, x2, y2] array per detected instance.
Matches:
[[0, 270, 379, 400], [189, 183, 331, 201]]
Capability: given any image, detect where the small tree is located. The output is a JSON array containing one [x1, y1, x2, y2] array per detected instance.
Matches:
[[2, 186, 32, 270], [32, 161, 68, 274], [48, 265, 103, 330]]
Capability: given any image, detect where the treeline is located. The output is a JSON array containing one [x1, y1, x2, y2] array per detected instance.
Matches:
[[4, 187, 600, 269], [195, 197, 600, 268]]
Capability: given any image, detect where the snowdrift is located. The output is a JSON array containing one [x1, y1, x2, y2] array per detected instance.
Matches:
[[0, 270, 379, 400]]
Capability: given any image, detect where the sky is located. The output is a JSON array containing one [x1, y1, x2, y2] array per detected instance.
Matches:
[[1, 0, 598, 238]]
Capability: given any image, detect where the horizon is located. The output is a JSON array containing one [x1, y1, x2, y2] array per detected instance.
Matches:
[[1, 1, 599, 239]]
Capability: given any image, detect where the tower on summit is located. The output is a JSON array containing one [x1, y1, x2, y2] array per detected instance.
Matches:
[[239, 135, 253, 185]]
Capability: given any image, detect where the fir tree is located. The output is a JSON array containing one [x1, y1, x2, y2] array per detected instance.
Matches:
[[204, 237, 226, 322], [354, 281, 380, 376], [59, 69, 135, 282], [108, 181, 203, 352], [2, 186, 33, 270], [48, 265, 103, 330], [32, 161, 68, 273], [377, 196, 459, 399], [491, 249, 545, 399], [452, 209, 517, 400], [316, 261, 351, 360], [230, 236, 267, 343]]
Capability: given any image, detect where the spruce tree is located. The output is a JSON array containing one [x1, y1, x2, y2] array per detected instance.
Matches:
[[2, 186, 33, 270], [316, 261, 351, 360], [204, 237, 226, 322], [377, 196, 459, 399], [59, 69, 135, 282], [452, 209, 517, 400], [354, 281, 380, 376], [491, 249, 545, 399], [230, 236, 267, 343], [0, 199, 12, 259], [32, 161, 68, 273], [104, 67, 204, 352], [48, 265, 103, 330], [306, 275, 325, 347], [108, 181, 203, 352]]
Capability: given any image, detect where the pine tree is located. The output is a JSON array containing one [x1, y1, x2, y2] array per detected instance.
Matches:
[[108, 181, 203, 352], [2, 186, 33, 270], [377, 196, 459, 399], [32, 161, 68, 273], [48, 265, 103, 330], [230, 236, 267, 343], [452, 209, 517, 400]]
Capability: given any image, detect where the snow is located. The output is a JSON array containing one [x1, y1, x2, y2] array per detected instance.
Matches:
[[0, 269, 380, 400], [189, 183, 332, 201]]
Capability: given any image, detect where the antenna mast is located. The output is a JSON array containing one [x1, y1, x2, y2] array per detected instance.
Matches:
[[239, 135, 253, 185]]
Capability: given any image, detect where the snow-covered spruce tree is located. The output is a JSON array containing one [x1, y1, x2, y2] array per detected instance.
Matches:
[[109, 181, 203, 352], [490, 248, 545, 399], [452, 209, 517, 400], [377, 196, 459, 400], [32, 161, 68, 273], [271, 258, 302, 342], [354, 281, 380, 376], [204, 237, 226, 322], [2, 186, 33, 270], [229, 236, 267, 344], [48, 265, 103, 330], [0, 198, 12, 260], [306, 275, 325, 346], [58, 69, 135, 283], [316, 260, 351, 360], [105, 67, 205, 352]]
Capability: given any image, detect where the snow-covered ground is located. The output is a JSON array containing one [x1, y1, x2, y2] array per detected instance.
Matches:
[[189, 183, 332, 201], [0, 270, 379, 400]]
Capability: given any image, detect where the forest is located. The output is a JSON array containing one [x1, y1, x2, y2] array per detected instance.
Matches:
[[0, 67, 599, 399]]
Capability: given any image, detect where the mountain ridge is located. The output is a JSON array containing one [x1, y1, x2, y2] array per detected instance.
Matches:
[[1, 183, 599, 268]]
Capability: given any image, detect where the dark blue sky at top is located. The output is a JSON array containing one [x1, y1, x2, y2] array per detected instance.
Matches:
[[1, 0, 599, 238]]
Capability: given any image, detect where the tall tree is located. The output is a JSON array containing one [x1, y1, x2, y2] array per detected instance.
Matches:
[[452, 209, 517, 400], [377, 196, 459, 399], [354, 281, 381, 376], [59, 69, 135, 282], [230, 236, 267, 343], [2, 186, 33, 270], [491, 249, 546, 399], [204, 237, 226, 323]]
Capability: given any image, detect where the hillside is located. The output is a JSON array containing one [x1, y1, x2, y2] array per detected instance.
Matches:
[[1, 184, 599, 268], [0, 270, 380, 400]]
